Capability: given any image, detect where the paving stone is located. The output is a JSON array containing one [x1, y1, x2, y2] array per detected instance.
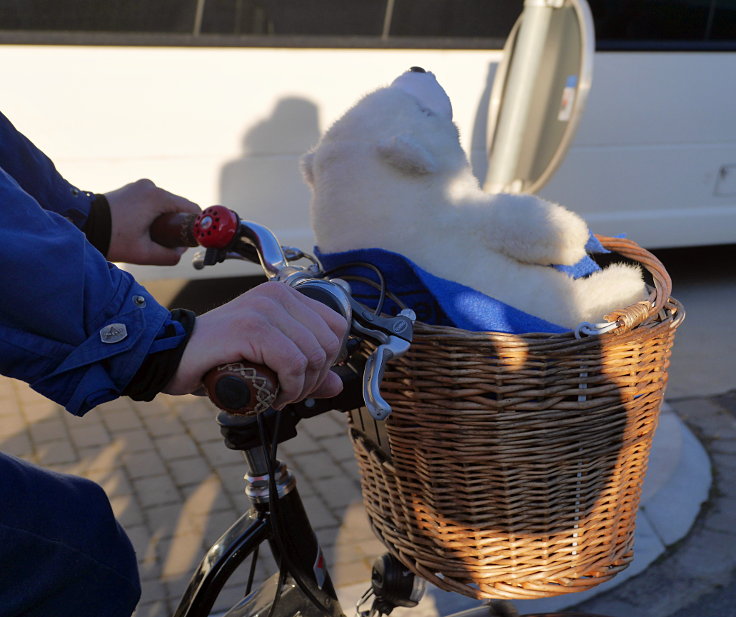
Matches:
[[139, 577, 169, 603], [340, 460, 363, 484], [115, 428, 157, 452], [91, 468, 134, 498], [14, 384, 52, 405], [279, 430, 322, 456], [161, 532, 208, 578], [703, 495, 736, 534], [331, 557, 372, 587], [110, 493, 145, 528], [102, 406, 145, 432], [27, 417, 67, 444], [154, 433, 201, 460], [319, 474, 362, 510], [134, 474, 181, 508], [69, 422, 112, 448], [142, 413, 186, 439], [0, 379, 17, 400], [337, 502, 377, 542], [199, 438, 247, 467], [353, 536, 388, 560], [200, 508, 247, 547], [169, 395, 214, 421], [320, 434, 359, 463], [291, 474, 317, 498], [35, 439, 78, 465], [20, 399, 59, 423], [125, 523, 156, 564], [124, 449, 169, 480], [145, 502, 203, 538], [671, 398, 736, 440], [134, 397, 174, 418], [300, 494, 340, 529], [302, 410, 349, 439], [714, 389, 736, 413], [180, 473, 236, 515], [182, 416, 224, 443], [0, 432, 33, 458], [75, 440, 126, 473], [291, 450, 344, 480], [169, 455, 216, 489], [0, 406, 27, 431], [133, 599, 168, 617]]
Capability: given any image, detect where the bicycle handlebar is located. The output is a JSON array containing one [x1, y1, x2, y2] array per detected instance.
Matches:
[[149, 212, 199, 248], [150, 207, 414, 419]]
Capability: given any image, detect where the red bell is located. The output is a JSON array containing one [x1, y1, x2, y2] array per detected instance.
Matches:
[[192, 206, 239, 249]]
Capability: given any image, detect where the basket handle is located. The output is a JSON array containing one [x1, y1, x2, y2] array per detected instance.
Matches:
[[595, 234, 673, 334]]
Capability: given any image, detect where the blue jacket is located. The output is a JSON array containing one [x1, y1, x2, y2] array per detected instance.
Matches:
[[0, 112, 171, 415]]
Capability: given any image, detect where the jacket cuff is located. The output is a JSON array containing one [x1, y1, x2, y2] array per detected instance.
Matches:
[[82, 194, 112, 256], [123, 309, 196, 402]]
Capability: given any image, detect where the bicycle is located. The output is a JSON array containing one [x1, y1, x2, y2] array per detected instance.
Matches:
[[150, 207, 615, 617]]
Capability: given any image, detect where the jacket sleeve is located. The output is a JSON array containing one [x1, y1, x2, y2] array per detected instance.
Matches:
[[0, 168, 171, 415], [0, 111, 95, 228]]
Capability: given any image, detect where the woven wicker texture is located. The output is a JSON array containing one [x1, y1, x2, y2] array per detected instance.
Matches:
[[348, 236, 685, 600]]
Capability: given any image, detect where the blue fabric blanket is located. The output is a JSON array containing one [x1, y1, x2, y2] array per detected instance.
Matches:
[[316, 236, 608, 334]]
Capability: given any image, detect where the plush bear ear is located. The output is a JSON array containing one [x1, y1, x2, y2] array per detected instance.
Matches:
[[377, 135, 437, 175], [300, 150, 316, 186]]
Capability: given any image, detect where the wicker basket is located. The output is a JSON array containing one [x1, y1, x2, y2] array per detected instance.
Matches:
[[347, 236, 685, 600]]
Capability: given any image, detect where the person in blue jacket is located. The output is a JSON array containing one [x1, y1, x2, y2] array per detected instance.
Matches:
[[0, 111, 347, 617]]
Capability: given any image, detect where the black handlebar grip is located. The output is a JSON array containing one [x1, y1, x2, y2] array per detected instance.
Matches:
[[202, 362, 279, 415], [150, 212, 199, 248]]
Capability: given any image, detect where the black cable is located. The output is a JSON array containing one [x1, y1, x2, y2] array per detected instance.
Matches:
[[245, 545, 259, 596], [257, 413, 334, 617], [260, 412, 287, 617], [323, 261, 395, 314], [337, 275, 408, 311]]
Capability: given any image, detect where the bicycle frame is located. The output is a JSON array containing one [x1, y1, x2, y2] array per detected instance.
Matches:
[[173, 371, 363, 617]]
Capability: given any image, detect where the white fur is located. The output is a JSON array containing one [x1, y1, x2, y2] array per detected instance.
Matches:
[[302, 72, 647, 329]]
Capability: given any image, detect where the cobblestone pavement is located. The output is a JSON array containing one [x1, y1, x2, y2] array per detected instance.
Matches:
[[0, 377, 377, 617], [2, 372, 734, 617]]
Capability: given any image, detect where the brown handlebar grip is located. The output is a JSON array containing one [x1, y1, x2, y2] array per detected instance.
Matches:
[[202, 362, 279, 415], [150, 212, 199, 248]]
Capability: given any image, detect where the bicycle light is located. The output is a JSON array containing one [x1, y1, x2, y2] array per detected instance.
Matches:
[[369, 553, 425, 613]]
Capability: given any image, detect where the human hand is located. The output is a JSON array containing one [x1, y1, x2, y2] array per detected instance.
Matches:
[[164, 281, 348, 409], [105, 179, 201, 265]]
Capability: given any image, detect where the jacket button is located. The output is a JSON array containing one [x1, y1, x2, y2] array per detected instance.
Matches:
[[100, 323, 128, 344], [133, 295, 146, 307]]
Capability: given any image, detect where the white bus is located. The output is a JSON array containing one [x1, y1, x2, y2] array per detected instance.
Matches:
[[2, 0, 735, 286]]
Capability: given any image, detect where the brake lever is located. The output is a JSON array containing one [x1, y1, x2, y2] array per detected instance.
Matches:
[[348, 298, 416, 420]]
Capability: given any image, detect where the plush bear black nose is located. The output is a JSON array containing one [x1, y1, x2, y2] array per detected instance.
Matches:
[[409, 66, 426, 73]]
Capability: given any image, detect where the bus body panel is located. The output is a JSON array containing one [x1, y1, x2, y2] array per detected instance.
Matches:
[[2, 45, 733, 280]]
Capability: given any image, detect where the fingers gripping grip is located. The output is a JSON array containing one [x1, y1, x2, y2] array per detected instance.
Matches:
[[202, 362, 279, 416], [202, 281, 352, 416], [149, 212, 199, 248]]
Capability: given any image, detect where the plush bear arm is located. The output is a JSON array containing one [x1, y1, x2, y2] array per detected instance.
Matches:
[[483, 193, 590, 266]]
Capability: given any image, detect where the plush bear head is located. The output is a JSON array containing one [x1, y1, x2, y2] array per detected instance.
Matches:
[[301, 67, 489, 255], [301, 68, 646, 330]]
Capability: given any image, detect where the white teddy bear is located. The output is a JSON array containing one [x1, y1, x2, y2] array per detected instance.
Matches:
[[302, 68, 647, 330]]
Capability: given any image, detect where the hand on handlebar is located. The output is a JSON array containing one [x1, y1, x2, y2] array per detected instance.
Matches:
[[163, 281, 349, 410], [105, 179, 202, 266]]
